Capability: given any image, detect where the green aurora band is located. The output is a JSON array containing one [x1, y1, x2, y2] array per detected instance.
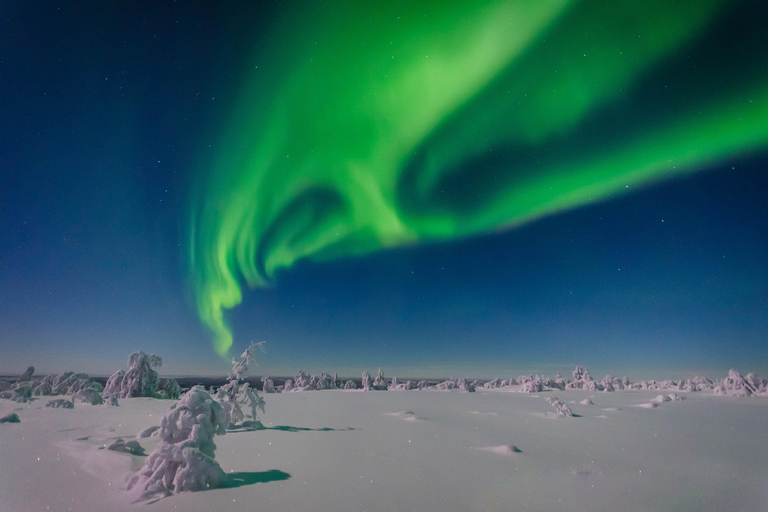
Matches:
[[191, 0, 768, 357]]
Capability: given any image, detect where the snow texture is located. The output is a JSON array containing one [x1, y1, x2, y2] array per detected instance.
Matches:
[[125, 386, 227, 501]]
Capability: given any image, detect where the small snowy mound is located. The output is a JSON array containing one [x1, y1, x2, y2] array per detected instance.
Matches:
[[637, 402, 659, 409], [108, 438, 146, 455], [579, 398, 594, 406], [125, 386, 227, 501], [137, 425, 160, 438], [0, 412, 21, 423], [651, 394, 672, 403], [46, 398, 74, 409], [477, 445, 522, 456], [386, 410, 423, 422]]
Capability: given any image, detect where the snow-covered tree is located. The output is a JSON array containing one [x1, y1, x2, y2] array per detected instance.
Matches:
[[372, 368, 388, 390], [215, 342, 266, 428], [261, 376, 276, 393], [125, 386, 227, 501], [104, 351, 179, 399]]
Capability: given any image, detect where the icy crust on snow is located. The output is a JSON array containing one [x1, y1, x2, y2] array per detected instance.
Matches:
[[103, 351, 181, 399], [125, 386, 227, 501]]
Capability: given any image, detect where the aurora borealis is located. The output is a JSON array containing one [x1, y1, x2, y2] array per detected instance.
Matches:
[[191, 0, 768, 356], [1, 1, 768, 378]]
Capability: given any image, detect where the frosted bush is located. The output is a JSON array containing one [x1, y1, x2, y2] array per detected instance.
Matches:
[[262, 376, 276, 393], [46, 398, 74, 408], [546, 397, 573, 417], [126, 386, 227, 501], [1, 384, 33, 402], [343, 379, 357, 390], [157, 377, 182, 399], [518, 375, 542, 393], [714, 369, 768, 397], [0, 412, 21, 423], [17, 366, 34, 383], [361, 371, 371, 391], [389, 377, 416, 391], [566, 366, 598, 390], [372, 368, 388, 390], [104, 351, 179, 399], [457, 377, 475, 392]]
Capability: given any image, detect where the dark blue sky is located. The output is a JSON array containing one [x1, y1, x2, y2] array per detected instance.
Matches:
[[1, 2, 767, 379]]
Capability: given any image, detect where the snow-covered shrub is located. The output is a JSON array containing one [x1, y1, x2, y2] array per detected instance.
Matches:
[[343, 379, 357, 390], [714, 369, 768, 397], [125, 386, 227, 501], [108, 438, 145, 455], [315, 372, 340, 390], [389, 377, 416, 391], [372, 369, 388, 390], [0, 412, 21, 423], [104, 370, 125, 396], [214, 342, 266, 428], [484, 378, 502, 389], [283, 379, 294, 392], [566, 366, 597, 390], [417, 380, 428, 390], [262, 377, 276, 393], [157, 377, 182, 399], [457, 377, 475, 392], [542, 375, 566, 391], [106, 394, 119, 406], [546, 397, 573, 417], [361, 371, 371, 391], [0, 383, 33, 402], [518, 375, 542, 393], [46, 398, 74, 408], [104, 351, 179, 399], [17, 366, 34, 383]]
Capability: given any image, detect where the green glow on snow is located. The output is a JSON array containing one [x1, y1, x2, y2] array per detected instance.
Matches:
[[190, 0, 768, 356]]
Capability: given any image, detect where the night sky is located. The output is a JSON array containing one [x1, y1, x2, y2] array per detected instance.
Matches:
[[2, 1, 767, 379]]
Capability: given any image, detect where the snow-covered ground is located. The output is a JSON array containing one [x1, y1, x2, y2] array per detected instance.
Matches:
[[2, 388, 767, 511]]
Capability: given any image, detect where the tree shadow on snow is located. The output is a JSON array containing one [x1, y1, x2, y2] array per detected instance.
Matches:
[[220, 469, 291, 488]]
